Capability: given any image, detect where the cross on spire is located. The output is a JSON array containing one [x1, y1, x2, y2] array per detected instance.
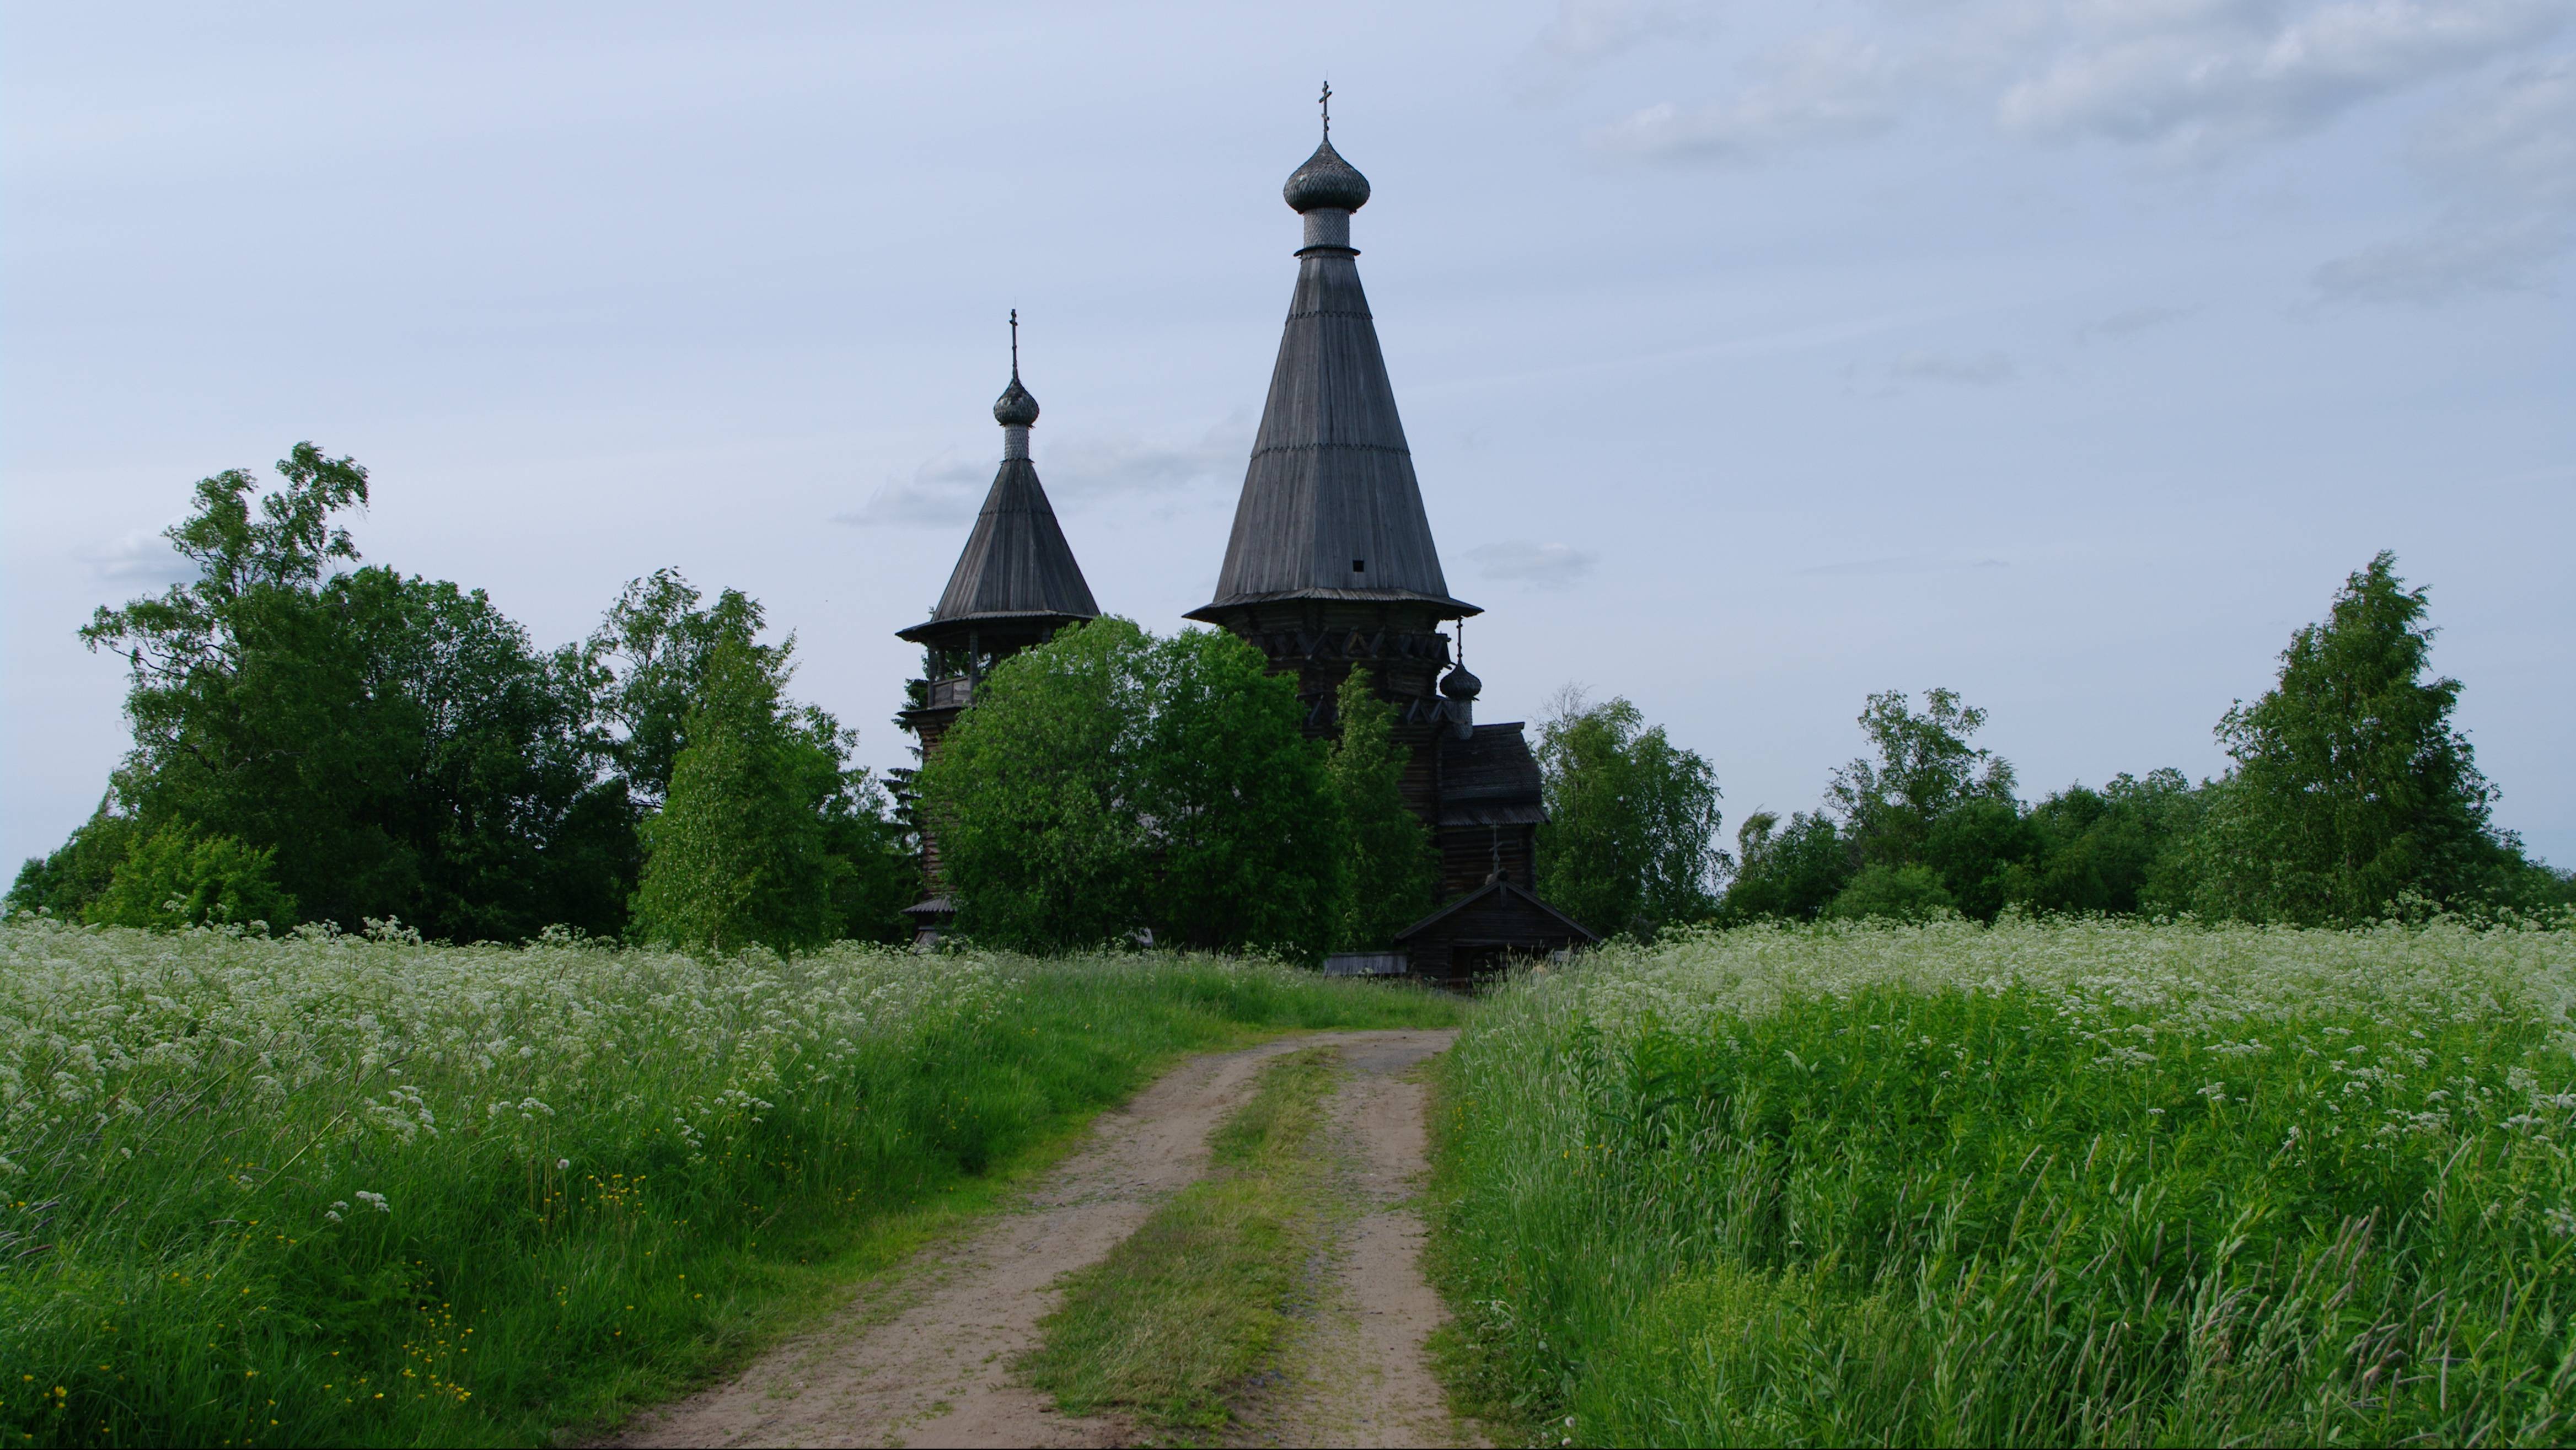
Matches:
[[1009, 308, 1019, 378], [1319, 80, 1331, 136]]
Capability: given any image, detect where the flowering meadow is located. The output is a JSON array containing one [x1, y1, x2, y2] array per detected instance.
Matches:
[[0, 920, 1456, 1447], [1433, 915, 2576, 1446]]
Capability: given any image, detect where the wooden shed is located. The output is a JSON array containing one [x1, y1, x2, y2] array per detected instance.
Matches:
[[1393, 879, 1598, 989]]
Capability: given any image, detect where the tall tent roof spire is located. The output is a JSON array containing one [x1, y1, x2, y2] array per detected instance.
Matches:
[[899, 319, 1096, 641], [1190, 102, 1473, 622]]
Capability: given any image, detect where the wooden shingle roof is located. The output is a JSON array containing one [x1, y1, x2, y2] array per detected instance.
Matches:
[[1437, 723, 1547, 828], [898, 454, 1099, 642], [1189, 150, 1476, 622]]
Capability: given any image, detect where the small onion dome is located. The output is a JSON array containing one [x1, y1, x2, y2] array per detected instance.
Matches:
[[993, 372, 1039, 428], [1284, 137, 1371, 213], [1440, 664, 1482, 701]]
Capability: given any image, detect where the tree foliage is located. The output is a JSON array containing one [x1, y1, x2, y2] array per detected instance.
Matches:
[[1144, 630, 1345, 954], [12, 445, 913, 946], [1828, 688, 2017, 868], [68, 445, 632, 938], [1327, 670, 1440, 949], [1535, 694, 1726, 938], [1722, 811, 1850, 922], [85, 828, 297, 931], [916, 620, 1156, 950], [630, 636, 844, 954], [587, 570, 768, 809], [2182, 552, 2519, 924], [8, 805, 140, 921], [917, 621, 1344, 956], [1719, 556, 2555, 926]]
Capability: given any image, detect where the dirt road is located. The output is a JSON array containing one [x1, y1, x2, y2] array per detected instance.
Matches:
[[611, 1029, 1471, 1449], [1233, 1033, 1481, 1449]]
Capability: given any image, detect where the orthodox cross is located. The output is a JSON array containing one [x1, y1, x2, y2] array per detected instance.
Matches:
[[1010, 308, 1019, 376], [1319, 80, 1331, 136]]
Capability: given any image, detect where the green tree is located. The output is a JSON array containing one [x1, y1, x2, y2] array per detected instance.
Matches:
[[2026, 770, 2205, 916], [2183, 552, 2518, 923], [1823, 863, 1955, 921], [588, 570, 769, 808], [1535, 694, 1725, 938], [917, 620, 1157, 950], [74, 445, 632, 939], [1827, 688, 2017, 868], [1144, 630, 1344, 956], [589, 570, 913, 943], [1919, 796, 2044, 921], [919, 621, 1344, 955], [1325, 670, 1440, 949], [6, 803, 140, 920], [631, 636, 841, 954], [1719, 810, 1852, 922], [84, 828, 297, 931]]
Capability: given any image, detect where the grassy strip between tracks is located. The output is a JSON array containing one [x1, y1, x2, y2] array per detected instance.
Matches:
[[1021, 1045, 1344, 1437], [0, 924, 1460, 1447]]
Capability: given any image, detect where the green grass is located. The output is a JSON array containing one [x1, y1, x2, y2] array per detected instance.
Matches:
[[1021, 1045, 1343, 1434], [0, 922, 1457, 1447], [1430, 914, 2576, 1447]]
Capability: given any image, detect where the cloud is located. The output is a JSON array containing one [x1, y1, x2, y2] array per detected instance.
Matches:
[[1888, 350, 2016, 386], [839, 457, 986, 529], [1584, 2, 2566, 168], [1798, 555, 2008, 576], [1999, 0, 2564, 163], [1530, 0, 1699, 67], [1044, 411, 1254, 503], [1591, 29, 1903, 162], [2312, 55, 2576, 303], [81, 528, 197, 587], [838, 413, 1254, 529], [1469, 540, 1598, 588], [2313, 216, 2567, 302], [2078, 304, 2194, 342]]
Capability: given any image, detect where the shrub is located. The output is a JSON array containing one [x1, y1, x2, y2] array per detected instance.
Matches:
[[83, 826, 297, 930]]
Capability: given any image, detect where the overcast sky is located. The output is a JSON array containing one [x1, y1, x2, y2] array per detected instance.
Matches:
[[7, 0, 2572, 874]]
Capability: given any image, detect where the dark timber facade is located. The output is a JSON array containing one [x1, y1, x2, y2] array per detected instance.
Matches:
[[894, 115, 1595, 979]]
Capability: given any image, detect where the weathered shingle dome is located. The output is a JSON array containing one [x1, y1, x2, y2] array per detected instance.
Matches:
[[992, 373, 1039, 427], [1284, 137, 1370, 213], [1440, 664, 1482, 700]]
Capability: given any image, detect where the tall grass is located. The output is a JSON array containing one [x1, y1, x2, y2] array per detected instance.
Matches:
[[1432, 914, 2576, 1446], [0, 919, 1457, 1447]]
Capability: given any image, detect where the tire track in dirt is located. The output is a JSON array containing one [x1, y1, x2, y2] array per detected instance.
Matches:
[[1233, 1033, 1485, 1449], [610, 1029, 1461, 1449]]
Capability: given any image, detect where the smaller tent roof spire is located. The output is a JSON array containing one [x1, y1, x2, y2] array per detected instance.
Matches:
[[899, 326, 1094, 642]]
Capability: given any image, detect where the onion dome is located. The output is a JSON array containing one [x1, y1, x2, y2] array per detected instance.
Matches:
[[1440, 664, 1482, 701], [1284, 137, 1370, 213], [993, 372, 1039, 428]]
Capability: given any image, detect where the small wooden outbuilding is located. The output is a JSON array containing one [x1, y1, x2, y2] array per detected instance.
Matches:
[[1393, 879, 1598, 989]]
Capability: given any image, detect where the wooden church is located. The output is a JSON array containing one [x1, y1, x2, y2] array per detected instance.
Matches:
[[893, 110, 1595, 984]]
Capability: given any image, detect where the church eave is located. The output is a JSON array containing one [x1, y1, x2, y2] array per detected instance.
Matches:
[[895, 608, 1097, 644], [1184, 587, 1480, 623]]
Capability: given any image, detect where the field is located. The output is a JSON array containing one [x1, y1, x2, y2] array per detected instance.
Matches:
[[1432, 914, 2576, 1446], [0, 920, 1457, 1447]]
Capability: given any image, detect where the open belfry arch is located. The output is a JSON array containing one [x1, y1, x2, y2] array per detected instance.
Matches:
[[895, 99, 1596, 979]]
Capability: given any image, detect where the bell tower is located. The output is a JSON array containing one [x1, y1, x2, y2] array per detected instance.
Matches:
[[894, 318, 1099, 937], [1185, 100, 1594, 978], [1183, 96, 1475, 735]]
